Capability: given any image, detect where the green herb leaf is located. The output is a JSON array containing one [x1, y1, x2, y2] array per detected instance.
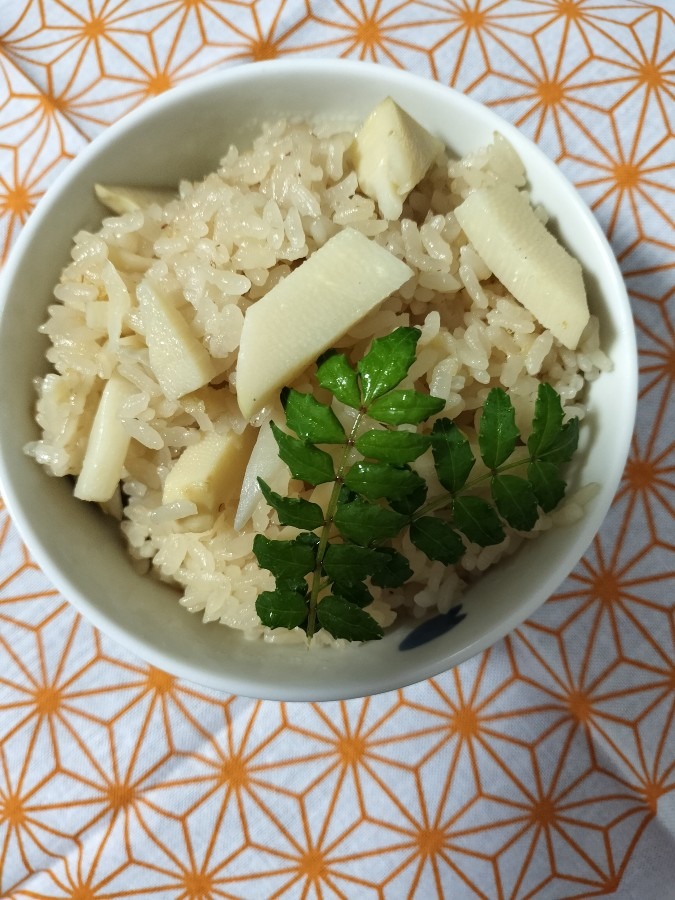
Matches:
[[355, 429, 431, 464], [491, 474, 539, 532], [270, 422, 335, 485], [528, 460, 567, 512], [528, 383, 564, 457], [332, 580, 374, 608], [431, 418, 475, 493], [317, 595, 383, 641], [452, 495, 505, 546], [368, 390, 445, 426], [316, 352, 361, 409], [283, 389, 346, 444], [253, 533, 316, 581], [479, 388, 520, 469], [254, 328, 580, 643], [322, 544, 387, 584], [344, 461, 425, 501], [276, 577, 309, 596], [258, 479, 324, 530], [539, 418, 579, 465], [333, 497, 409, 545], [357, 326, 420, 405], [337, 484, 357, 505], [370, 548, 413, 588], [410, 516, 465, 565], [255, 589, 307, 630], [295, 531, 320, 547], [389, 482, 428, 516]]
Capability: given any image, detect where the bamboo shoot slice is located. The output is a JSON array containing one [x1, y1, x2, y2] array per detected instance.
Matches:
[[349, 97, 443, 220], [236, 228, 412, 419], [95, 184, 174, 214], [234, 419, 288, 531], [137, 278, 214, 401], [74, 373, 136, 502], [454, 183, 589, 350], [163, 428, 256, 512]]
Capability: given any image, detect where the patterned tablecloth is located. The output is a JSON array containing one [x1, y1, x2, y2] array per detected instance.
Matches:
[[1, 2, 673, 897]]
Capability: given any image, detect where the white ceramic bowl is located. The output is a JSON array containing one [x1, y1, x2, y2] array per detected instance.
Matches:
[[0, 60, 636, 701]]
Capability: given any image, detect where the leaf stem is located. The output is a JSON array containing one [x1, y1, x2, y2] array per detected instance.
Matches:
[[306, 410, 365, 638], [416, 453, 535, 518]]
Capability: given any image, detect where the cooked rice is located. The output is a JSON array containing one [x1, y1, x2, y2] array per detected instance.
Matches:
[[26, 118, 611, 644]]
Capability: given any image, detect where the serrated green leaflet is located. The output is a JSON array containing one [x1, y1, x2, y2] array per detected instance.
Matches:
[[256, 589, 308, 630], [322, 544, 386, 584], [528, 460, 567, 512], [410, 516, 465, 565], [344, 461, 425, 501], [316, 595, 383, 641], [431, 418, 475, 493], [276, 577, 309, 596], [258, 479, 324, 530], [333, 497, 408, 545], [452, 495, 505, 546], [283, 389, 346, 444], [538, 418, 579, 465], [368, 390, 445, 425], [355, 429, 431, 464], [479, 388, 520, 469], [253, 534, 315, 581], [270, 422, 335, 485], [337, 484, 357, 505], [358, 326, 420, 405], [316, 352, 361, 409], [295, 531, 320, 547], [528, 383, 564, 457], [251, 326, 579, 643], [332, 580, 374, 608], [369, 548, 413, 588], [389, 482, 428, 516], [491, 474, 539, 531]]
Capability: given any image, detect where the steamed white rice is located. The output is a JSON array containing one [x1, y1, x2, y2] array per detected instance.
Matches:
[[26, 117, 610, 644]]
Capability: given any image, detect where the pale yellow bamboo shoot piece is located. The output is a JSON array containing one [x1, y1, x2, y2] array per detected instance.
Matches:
[[454, 183, 589, 350], [95, 184, 174, 214], [163, 428, 256, 512], [236, 228, 413, 419], [349, 97, 443, 220], [74, 373, 136, 502], [137, 278, 214, 401]]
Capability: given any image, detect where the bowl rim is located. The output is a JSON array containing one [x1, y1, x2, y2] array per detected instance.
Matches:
[[0, 59, 638, 700]]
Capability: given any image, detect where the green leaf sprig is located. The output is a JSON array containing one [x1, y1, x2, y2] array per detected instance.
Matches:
[[253, 327, 579, 644]]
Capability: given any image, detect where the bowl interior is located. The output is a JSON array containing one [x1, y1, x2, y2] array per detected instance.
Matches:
[[0, 60, 637, 700]]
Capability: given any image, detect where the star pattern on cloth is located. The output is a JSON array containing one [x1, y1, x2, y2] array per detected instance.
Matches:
[[1, 1, 674, 897]]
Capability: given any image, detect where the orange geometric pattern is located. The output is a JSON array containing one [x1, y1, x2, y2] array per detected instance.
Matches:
[[1, 2, 674, 897]]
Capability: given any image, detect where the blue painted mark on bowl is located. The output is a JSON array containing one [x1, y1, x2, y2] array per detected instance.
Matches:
[[398, 604, 466, 651]]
